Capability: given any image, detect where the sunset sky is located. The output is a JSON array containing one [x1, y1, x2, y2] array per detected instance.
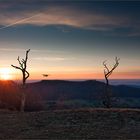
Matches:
[[0, 0, 140, 80]]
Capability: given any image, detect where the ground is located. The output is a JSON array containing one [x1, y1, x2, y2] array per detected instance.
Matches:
[[0, 108, 140, 139]]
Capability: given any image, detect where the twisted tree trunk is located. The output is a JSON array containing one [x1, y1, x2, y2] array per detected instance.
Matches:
[[103, 57, 120, 108], [11, 49, 30, 112]]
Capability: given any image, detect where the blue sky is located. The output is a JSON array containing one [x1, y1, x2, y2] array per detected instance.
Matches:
[[0, 0, 140, 80]]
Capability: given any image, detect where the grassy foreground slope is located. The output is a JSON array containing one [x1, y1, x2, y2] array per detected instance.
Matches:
[[0, 108, 140, 139]]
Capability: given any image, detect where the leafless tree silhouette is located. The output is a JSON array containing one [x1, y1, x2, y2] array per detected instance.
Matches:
[[103, 57, 120, 108], [11, 49, 30, 112]]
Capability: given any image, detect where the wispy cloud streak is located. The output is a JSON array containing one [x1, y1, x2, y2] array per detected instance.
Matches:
[[0, 1, 139, 35], [0, 13, 42, 30], [0, 3, 131, 30], [33, 57, 75, 61]]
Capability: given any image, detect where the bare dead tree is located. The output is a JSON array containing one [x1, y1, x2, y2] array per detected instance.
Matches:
[[103, 57, 120, 108], [11, 49, 30, 112]]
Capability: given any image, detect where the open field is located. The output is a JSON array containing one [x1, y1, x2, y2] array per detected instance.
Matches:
[[0, 108, 140, 139]]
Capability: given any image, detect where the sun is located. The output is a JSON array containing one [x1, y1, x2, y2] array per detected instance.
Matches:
[[0, 68, 12, 80]]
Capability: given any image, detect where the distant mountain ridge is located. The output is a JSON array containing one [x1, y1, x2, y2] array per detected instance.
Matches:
[[28, 80, 140, 101], [0, 79, 140, 101], [0, 80, 140, 110]]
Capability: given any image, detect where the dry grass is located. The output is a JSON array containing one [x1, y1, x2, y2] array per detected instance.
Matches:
[[0, 108, 140, 139]]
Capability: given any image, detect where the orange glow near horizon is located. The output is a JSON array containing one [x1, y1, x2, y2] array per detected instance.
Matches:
[[28, 71, 140, 80], [0, 67, 139, 81]]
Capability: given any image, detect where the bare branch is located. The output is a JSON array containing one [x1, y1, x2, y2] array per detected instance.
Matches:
[[25, 49, 30, 61], [17, 56, 24, 69], [102, 57, 120, 108], [103, 60, 109, 74], [21, 59, 25, 63], [103, 57, 120, 79], [24, 49, 30, 69], [11, 49, 30, 112], [11, 49, 30, 83], [11, 64, 22, 70]]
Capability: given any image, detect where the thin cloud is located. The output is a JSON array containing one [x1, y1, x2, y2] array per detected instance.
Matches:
[[0, 1, 139, 36], [33, 56, 75, 61], [0, 4, 130, 31], [0, 48, 25, 52], [0, 13, 42, 30], [0, 48, 65, 54]]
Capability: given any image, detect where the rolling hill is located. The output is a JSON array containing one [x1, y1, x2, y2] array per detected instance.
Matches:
[[0, 80, 140, 110], [28, 80, 140, 100]]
